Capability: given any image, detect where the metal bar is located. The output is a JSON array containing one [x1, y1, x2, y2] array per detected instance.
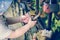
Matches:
[[47, 12, 52, 30], [35, 0, 39, 15], [35, 0, 47, 29]]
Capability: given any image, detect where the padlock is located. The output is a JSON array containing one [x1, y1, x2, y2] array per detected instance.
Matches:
[[41, 29, 52, 38]]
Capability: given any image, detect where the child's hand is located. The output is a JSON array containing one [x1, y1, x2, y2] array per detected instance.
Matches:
[[28, 16, 37, 28], [20, 14, 30, 23]]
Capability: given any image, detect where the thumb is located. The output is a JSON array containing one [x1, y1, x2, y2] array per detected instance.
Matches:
[[33, 21, 37, 24]]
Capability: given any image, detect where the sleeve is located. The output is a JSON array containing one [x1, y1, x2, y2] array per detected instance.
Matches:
[[0, 19, 12, 39]]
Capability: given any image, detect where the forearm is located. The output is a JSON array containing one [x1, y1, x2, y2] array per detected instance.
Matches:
[[7, 24, 31, 38], [6, 16, 21, 25]]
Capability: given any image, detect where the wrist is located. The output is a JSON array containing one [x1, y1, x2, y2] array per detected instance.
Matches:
[[26, 23, 32, 29]]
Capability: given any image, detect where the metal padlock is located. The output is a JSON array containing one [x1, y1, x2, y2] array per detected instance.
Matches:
[[41, 29, 52, 38]]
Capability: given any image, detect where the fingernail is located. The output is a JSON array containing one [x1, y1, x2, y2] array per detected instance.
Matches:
[[35, 21, 37, 23]]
